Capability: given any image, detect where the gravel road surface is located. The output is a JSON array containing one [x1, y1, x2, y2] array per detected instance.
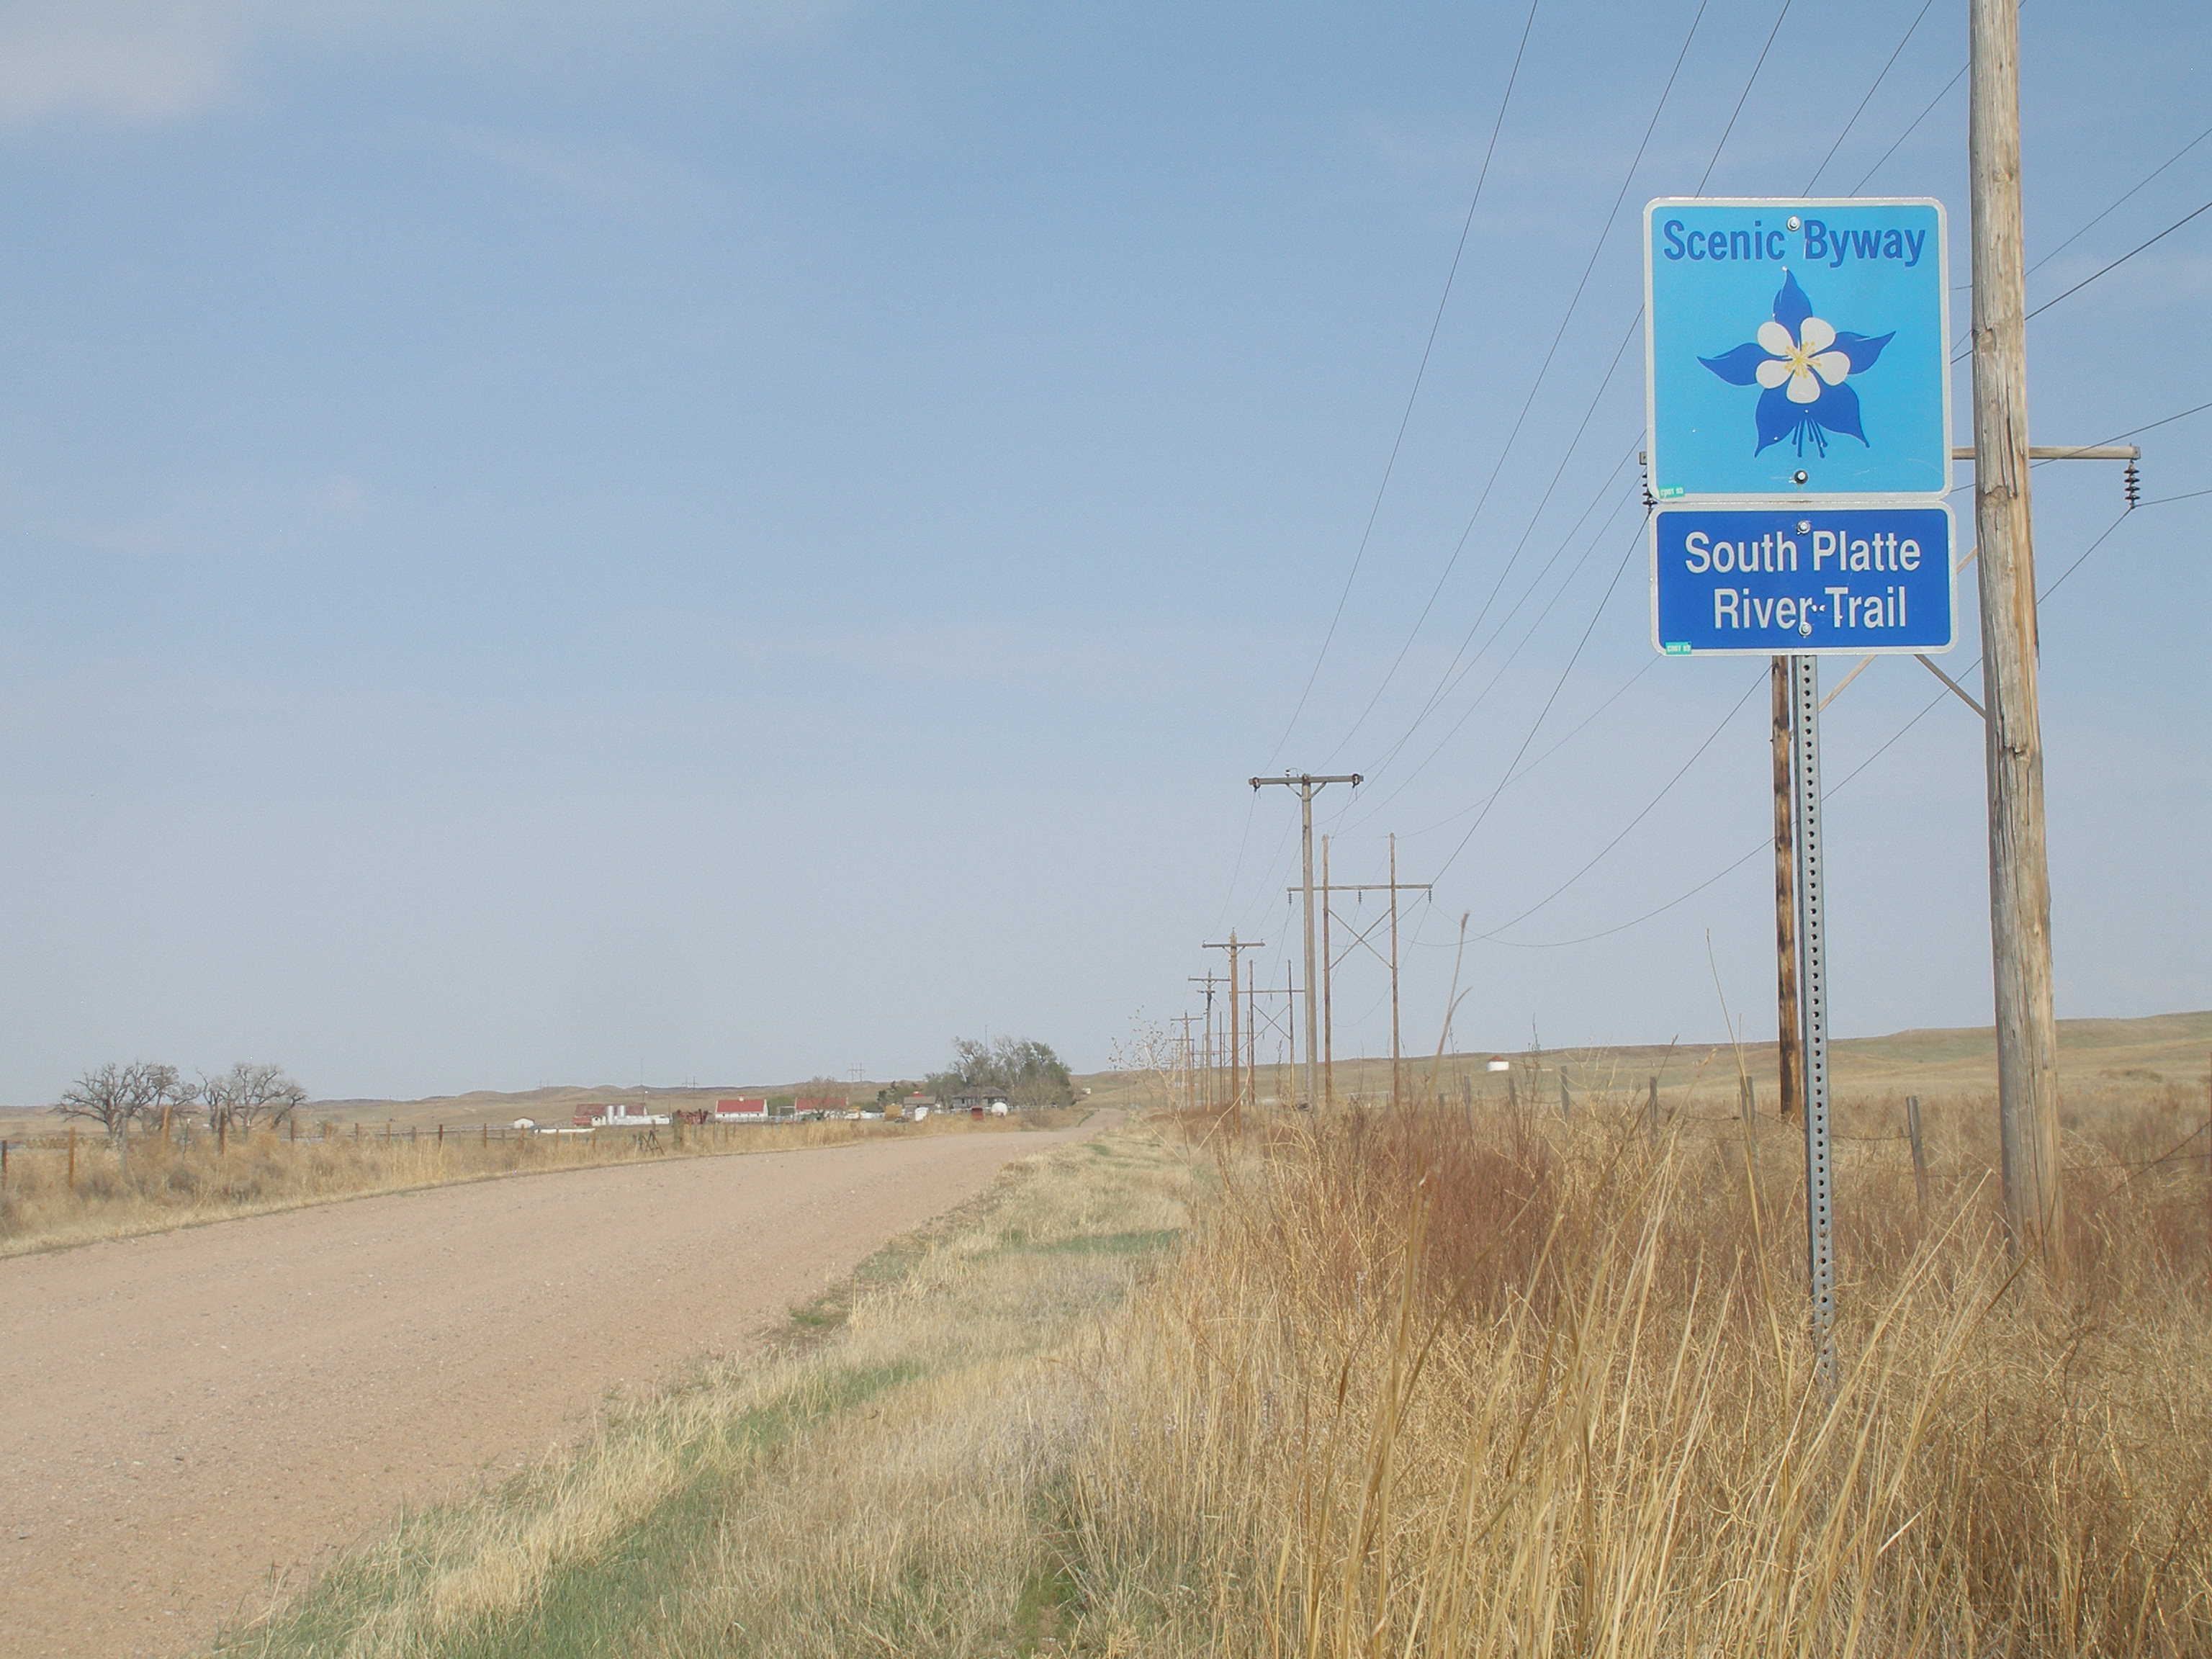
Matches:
[[0, 1119, 1107, 1658]]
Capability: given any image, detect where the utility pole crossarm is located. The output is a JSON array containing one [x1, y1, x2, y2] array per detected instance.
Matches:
[[1950, 445, 2138, 461]]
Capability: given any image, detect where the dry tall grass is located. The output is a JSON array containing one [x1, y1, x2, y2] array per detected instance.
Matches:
[[0, 1110, 1085, 1258], [1056, 1082, 2212, 1655]]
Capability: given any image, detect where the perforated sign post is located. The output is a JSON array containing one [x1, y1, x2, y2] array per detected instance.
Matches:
[[1645, 197, 1954, 1390]]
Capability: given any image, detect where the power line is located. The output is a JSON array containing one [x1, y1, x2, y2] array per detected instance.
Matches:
[[2023, 118, 2212, 284], [1953, 194, 2212, 364], [1315, 0, 1715, 767], [1803, 0, 1941, 193], [1691, 0, 1794, 193], [1427, 513, 1649, 889], [1324, 331, 1640, 773], [1331, 0, 1820, 801], [1849, 61, 1964, 192], [2026, 194, 2212, 320], [1478, 505, 2149, 950], [1390, 608, 1661, 841], [1344, 472, 1642, 828], [1264, 0, 1542, 768], [1471, 669, 1768, 940]]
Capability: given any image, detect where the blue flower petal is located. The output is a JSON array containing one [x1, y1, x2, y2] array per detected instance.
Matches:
[[1772, 271, 1812, 333], [1828, 331, 1894, 373], [1812, 379, 1866, 445], [1754, 385, 1799, 454], [1699, 342, 1769, 385]]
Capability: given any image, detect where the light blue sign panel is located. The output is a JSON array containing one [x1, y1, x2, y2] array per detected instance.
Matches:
[[1651, 503, 1954, 656], [1645, 198, 1948, 500]]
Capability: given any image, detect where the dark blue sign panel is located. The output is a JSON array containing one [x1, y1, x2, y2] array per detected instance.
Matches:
[[1645, 197, 1949, 501], [1650, 503, 1954, 657]]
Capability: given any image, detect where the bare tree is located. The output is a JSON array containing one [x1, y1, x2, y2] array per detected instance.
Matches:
[[57, 1063, 148, 1143], [142, 1063, 197, 1131], [199, 1062, 309, 1134], [56, 1061, 194, 1176]]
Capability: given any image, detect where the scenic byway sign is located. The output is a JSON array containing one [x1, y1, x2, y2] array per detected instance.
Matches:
[[1644, 197, 1949, 500], [1649, 501, 1955, 657], [1645, 196, 1955, 656]]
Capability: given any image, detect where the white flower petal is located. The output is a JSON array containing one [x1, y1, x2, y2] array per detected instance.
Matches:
[[1755, 358, 1793, 389], [1757, 320, 1796, 356], [1799, 316, 1837, 352], [1810, 350, 1851, 386], [1786, 365, 1821, 404]]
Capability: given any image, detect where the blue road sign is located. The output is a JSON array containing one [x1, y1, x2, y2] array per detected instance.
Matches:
[[1645, 199, 1948, 500], [1651, 503, 1955, 657]]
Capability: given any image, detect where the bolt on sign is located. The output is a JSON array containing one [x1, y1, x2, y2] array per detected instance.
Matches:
[[1643, 198, 1956, 659]]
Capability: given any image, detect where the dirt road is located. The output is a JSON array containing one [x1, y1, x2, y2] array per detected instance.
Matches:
[[0, 1119, 1108, 1658]]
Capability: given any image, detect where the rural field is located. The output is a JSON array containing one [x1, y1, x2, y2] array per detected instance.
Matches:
[[12, 1010, 2174, 1658], [0, 1100, 1084, 1259], [0, 1111, 1110, 1659]]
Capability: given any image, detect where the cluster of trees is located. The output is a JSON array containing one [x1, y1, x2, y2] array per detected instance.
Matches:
[[925, 1036, 1074, 1109], [57, 1061, 310, 1168]]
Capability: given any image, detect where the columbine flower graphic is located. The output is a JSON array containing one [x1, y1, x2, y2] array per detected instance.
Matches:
[[1699, 270, 1893, 457]]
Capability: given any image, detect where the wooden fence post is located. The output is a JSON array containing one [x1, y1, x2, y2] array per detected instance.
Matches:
[[1559, 1073, 1571, 1121], [482, 1123, 489, 1148], [1906, 1096, 1931, 1222], [1648, 1075, 1660, 1144], [437, 1123, 444, 1147], [68, 1125, 77, 1189]]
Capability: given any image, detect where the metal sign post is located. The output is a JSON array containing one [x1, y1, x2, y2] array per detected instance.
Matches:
[[1646, 196, 1955, 1383], [1789, 654, 1836, 1390]]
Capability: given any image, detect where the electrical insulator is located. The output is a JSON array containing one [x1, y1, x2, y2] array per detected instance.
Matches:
[[2124, 459, 2140, 509]]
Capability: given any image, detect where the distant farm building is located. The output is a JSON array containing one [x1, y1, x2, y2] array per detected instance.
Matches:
[[715, 1098, 768, 1120], [571, 1102, 670, 1128]]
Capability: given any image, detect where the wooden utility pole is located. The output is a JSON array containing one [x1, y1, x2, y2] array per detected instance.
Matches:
[[1970, 0, 2064, 1268], [1175, 1012, 1198, 1112], [1321, 835, 1335, 1106], [1389, 834, 1403, 1108], [1202, 933, 1263, 1133], [1771, 657, 1804, 1120], [1187, 973, 1223, 1110], [1251, 773, 1361, 1109], [1303, 852, 1432, 1112]]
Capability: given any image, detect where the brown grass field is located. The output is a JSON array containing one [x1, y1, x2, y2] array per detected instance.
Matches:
[[0, 1107, 1087, 1259], [196, 1010, 2212, 1657]]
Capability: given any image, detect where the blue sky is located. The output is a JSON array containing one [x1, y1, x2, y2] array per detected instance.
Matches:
[[0, 1, 2204, 1102]]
